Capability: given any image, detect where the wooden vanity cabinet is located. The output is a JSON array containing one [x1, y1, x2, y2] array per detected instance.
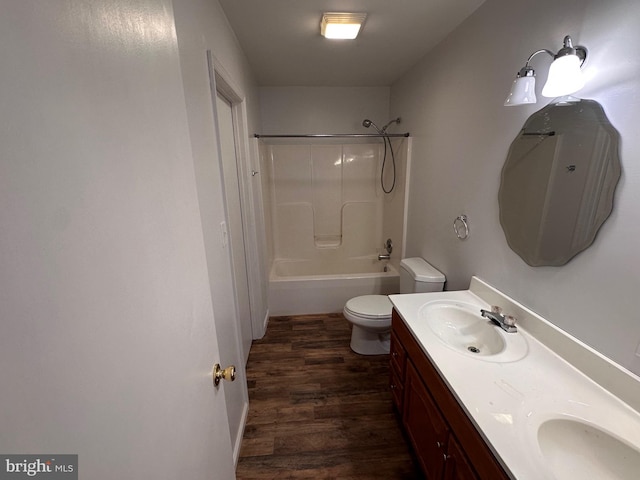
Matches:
[[391, 309, 510, 480]]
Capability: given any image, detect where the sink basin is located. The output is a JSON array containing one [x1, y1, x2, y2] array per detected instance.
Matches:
[[424, 303, 504, 355], [419, 301, 528, 362], [537, 418, 640, 479]]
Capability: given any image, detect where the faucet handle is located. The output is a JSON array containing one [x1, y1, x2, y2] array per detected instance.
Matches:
[[504, 315, 517, 327], [491, 305, 503, 315], [384, 238, 393, 255]]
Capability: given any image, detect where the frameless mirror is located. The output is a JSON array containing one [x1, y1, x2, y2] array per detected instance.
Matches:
[[499, 99, 621, 266]]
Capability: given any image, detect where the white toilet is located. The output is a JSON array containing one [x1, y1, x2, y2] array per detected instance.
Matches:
[[343, 258, 445, 355]]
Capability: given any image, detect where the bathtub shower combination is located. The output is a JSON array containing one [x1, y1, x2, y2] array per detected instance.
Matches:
[[270, 258, 400, 316], [258, 131, 410, 316]]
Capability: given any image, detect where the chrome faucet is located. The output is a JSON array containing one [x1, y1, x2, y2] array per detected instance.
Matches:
[[480, 306, 518, 333], [377, 238, 393, 261]]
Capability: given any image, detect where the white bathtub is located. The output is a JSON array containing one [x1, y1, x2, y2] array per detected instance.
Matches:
[[269, 258, 400, 316]]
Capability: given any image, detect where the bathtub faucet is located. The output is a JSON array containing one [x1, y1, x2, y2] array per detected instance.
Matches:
[[378, 238, 393, 261]]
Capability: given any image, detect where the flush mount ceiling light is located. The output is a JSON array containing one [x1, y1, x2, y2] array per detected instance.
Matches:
[[504, 35, 588, 106], [320, 12, 367, 40]]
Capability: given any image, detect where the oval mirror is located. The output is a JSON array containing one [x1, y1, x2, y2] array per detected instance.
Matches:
[[499, 99, 621, 266]]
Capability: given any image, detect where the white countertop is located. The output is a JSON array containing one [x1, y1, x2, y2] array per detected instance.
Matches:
[[390, 277, 640, 480]]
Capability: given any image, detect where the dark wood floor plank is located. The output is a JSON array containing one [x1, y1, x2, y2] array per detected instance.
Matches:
[[237, 314, 421, 479], [238, 443, 419, 478]]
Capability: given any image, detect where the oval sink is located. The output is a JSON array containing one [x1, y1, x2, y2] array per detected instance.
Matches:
[[538, 418, 640, 480], [419, 301, 528, 362]]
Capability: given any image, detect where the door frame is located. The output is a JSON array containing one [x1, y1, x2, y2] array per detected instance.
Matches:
[[207, 51, 267, 343]]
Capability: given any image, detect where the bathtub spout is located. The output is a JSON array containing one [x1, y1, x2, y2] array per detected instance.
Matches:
[[378, 254, 390, 261]]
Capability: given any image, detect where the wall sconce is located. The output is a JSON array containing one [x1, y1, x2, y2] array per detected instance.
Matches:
[[504, 35, 588, 106], [320, 12, 367, 40]]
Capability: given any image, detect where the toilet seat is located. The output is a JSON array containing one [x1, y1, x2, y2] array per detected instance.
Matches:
[[344, 295, 392, 320]]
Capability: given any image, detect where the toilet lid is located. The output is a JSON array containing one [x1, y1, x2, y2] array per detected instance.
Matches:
[[344, 295, 393, 319]]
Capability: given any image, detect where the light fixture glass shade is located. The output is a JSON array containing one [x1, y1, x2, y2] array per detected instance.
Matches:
[[322, 23, 361, 39], [504, 76, 537, 106], [541, 54, 585, 97], [321, 13, 367, 40]]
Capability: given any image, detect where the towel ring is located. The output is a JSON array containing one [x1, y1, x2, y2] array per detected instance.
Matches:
[[453, 215, 469, 240]]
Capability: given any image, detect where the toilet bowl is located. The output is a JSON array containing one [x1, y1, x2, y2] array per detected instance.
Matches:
[[344, 295, 394, 355], [343, 258, 445, 355]]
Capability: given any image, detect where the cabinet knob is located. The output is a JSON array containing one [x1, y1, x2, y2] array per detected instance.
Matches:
[[436, 441, 443, 449], [392, 351, 398, 358], [443, 453, 450, 462]]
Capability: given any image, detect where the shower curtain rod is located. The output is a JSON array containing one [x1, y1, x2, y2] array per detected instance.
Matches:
[[254, 133, 410, 139]]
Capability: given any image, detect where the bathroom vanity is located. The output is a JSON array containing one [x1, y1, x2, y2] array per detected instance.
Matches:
[[389, 277, 640, 480], [391, 310, 509, 479]]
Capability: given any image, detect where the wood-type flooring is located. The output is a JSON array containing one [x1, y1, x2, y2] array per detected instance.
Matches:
[[236, 313, 422, 479]]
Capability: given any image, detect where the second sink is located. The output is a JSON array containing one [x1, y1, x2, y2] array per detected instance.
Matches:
[[537, 418, 640, 480]]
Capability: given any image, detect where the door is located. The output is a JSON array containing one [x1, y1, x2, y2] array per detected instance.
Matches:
[[216, 92, 253, 363], [0, 2, 237, 477]]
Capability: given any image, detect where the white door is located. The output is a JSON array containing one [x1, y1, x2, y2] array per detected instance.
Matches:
[[216, 92, 253, 363], [0, 1, 237, 478]]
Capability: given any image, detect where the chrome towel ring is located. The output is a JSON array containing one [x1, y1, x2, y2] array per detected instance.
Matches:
[[453, 215, 469, 240]]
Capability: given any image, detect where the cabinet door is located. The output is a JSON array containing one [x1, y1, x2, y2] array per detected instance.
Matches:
[[389, 332, 406, 411], [444, 436, 479, 480], [390, 367, 404, 411], [403, 361, 449, 479], [390, 331, 406, 377]]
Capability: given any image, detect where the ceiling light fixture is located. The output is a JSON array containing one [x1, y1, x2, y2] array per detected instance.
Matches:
[[320, 12, 367, 40], [504, 35, 588, 106]]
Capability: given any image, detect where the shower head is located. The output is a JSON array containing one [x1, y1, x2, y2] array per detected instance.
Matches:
[[362, 117, 400, 194], [362, 117, 401, 134], [380, 117, 401, 133], [362, 119, 383, 133], [362, 119, 374, 128]]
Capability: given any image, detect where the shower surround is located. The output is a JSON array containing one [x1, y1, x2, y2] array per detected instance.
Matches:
[[260, 140, 409, 315]]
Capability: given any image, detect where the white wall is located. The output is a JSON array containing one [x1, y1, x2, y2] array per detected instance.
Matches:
[[0, 1, 235, 478], [259, 87, 390, 134], [391, 0, 640, 374]]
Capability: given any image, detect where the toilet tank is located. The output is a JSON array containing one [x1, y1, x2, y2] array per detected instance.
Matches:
[[399, 258, 445, 293]]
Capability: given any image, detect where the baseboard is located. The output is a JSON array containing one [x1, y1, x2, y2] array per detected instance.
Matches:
[[258, 309, 269, 339], [233, 398, 249, 468]]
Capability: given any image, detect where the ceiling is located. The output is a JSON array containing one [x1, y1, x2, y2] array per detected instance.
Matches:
[[218, 0, 486, 87]]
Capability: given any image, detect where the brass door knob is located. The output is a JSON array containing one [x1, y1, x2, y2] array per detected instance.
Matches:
[[213, 363, 236, 386]]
